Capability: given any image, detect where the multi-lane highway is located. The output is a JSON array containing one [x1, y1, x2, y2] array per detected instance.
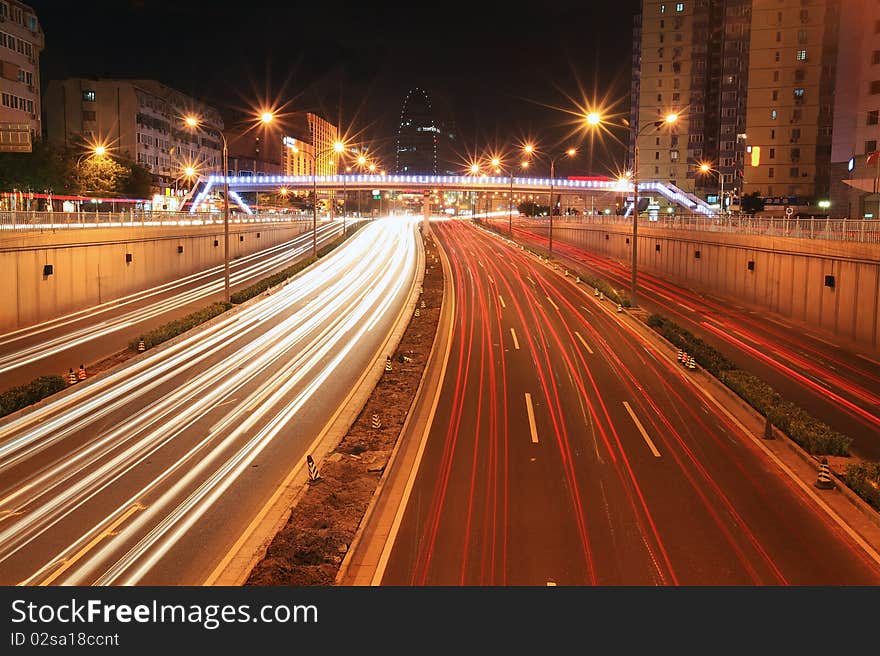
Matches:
[[488, 218, 880, 461], [0, 221, 344, 390], [0, 217, 419, 585], [375, 219, 880, 585]]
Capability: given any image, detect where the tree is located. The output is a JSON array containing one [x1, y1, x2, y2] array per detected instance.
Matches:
[[0, 141, 77, 193], [118, 158, 153, 198], [740, 191, 765, 216], [517, 201, 550, 217], [74, 156, 129, 196]]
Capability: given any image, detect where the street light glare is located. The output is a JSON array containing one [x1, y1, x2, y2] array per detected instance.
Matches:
[[260, 112, 274, 124], [94, 145, 106, 156], [357, 155, 367, 166], [184, 166, 196, 177], [491, 157, 501, 168], [469, 163, 480, 174], [369, 163, 377, 172], [699, 163, 711, 173], [665, 113, 679, 124], [184, 116, 199, 127], [523, 144, 535, 155], [333, 141, 345, 153], [586, 112, 602, 126], [566, 147, 577, 157]]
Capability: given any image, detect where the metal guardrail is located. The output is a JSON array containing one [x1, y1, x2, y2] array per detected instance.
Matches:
[[532, 213, 880, 245], [0, 210, 342, 231]]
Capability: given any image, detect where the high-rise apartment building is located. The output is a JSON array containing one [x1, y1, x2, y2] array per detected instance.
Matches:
[[632, 0, 750, 200], [0, 0, 43, 152], [742, 0, 840, 203], [829, 0, 880, 218], [45, 78, 223, 191]]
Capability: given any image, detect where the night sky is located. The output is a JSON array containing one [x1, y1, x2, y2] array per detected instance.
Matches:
[[29, 0, 641, 176]]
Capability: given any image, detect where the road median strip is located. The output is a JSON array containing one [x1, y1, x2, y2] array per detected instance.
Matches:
[[242, 227, 444, 586]]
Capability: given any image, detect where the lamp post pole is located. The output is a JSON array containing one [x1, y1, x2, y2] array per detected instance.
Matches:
[[632, 140, 639, 308], [222, 135, 230, 303], [549, 159, 556, 255], [629, 116, 677, 307]]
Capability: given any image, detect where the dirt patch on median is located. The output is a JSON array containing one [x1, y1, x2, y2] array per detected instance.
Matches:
[[244, 230, 444, 586]]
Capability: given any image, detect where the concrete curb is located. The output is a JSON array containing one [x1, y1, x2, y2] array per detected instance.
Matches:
[[335, 228, 453, 585], [205, 221, 426, 585]]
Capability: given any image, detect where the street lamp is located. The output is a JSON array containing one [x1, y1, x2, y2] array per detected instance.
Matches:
[[184, 114, 233, 302], [628, 112, 679, 307], [522, 143, 577, 254], [467, 163, 481, 221], [698, 161, 725, 216], [289, 139, 349, 257]]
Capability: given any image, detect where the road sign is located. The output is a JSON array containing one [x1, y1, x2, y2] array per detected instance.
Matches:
[[785, 206, 793, 216]]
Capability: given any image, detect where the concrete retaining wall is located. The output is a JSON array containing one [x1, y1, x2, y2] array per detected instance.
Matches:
[[548, 221, 880, 353], [0, 221, 312, 332]]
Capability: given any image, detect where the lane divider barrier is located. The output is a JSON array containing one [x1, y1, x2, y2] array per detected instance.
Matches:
[[385, 356, 393, 373], [137, 339, 145, 352], [77, 364, 86, 381], [816, 458, 835, 490], [371, 414, 382, 430], [67, 368, 77, 385], [306, 454, 321, 484]]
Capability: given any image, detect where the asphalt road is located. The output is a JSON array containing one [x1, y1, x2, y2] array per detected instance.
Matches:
[[0, 217, 419, 585], [0, 220, 344, 390], [379, 219, 880, 585], [488, 218, 880, 461]]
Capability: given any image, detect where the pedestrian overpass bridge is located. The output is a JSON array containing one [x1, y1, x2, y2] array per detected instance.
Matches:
[[186, 174, 717, 217]]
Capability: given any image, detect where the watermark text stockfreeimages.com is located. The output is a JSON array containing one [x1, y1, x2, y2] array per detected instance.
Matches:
[[10, 598, 318, 631]]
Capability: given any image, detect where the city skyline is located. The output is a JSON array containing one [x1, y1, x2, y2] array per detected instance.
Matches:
[[27, 0, 640, 177]]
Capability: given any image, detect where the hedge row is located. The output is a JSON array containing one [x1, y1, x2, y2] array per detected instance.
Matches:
[[231, 222, 364, 305], [230, 257, 317, 304], [842, 462, 880, 511], [0, 375, 67, 419], [130, 302, 231, 351], [574, 272, 631, 308], [646, 314, 737, 375], [647, 313, 852, 457]]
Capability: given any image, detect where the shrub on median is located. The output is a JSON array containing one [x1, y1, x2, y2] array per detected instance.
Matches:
[[0, 375, 67, 418], [842, 462, 880, 510], [130, 302, 232, 351], [646, 314, 736, 376], [231, 222, 365, 304], [230, 257, 317, 304], [718, 369, 852, 456], [647, 313, 852, 457]]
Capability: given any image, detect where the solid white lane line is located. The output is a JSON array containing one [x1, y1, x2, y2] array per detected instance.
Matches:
[[546, 296, 560, 311], [510, 328, 520, 350], [498, 295, 506, 309], [525, 393, 539, 444], [574, 331, 594, 354], [622, 401, 661, 458]]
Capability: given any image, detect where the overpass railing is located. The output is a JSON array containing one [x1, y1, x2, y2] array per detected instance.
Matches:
[[0, 210, 319, 231], [515, 213, 880, 245]]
